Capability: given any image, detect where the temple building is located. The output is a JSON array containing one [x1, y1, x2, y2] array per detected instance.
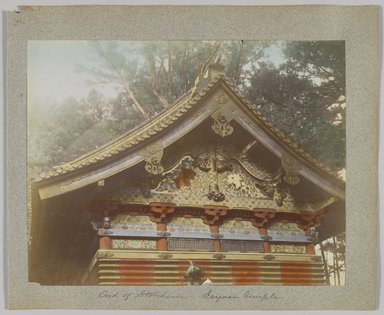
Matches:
[[29, 64, 345, 286]]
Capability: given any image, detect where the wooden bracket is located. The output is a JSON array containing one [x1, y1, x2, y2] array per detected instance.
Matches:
[[149, 202, 176, 223], [202, 205, 228, 225], [251, 208, 276, 228], [297, 209, 326, 230]]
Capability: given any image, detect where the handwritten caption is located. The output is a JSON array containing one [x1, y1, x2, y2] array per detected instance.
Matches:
[[98, 289, 280, 303]]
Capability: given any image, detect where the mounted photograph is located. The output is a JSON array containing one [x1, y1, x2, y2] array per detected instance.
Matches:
[[27, 40, 346, 286]]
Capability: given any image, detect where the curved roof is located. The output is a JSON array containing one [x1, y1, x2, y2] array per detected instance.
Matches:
[[33, 67, 345, 200]]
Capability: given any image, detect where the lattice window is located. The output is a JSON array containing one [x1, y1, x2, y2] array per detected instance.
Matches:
[[221, 240, 264, 253], [168, 238, 214, 252]]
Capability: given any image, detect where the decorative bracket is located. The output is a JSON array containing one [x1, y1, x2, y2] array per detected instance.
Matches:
[[141, 144, 164, 175], [281, 153, 301, 185], [211, 110, 234, 137], [251, 209, 276, 228], [149, 202, 176, 223], [203, 206, 228, 225], [297, 209, 326, 230]]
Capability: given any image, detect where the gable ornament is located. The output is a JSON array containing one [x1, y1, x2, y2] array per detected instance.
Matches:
[[141, 144, 164, 175], [214, 91, 229, 105], [211, 110, 234, 137], [281, 153, 301, 185]]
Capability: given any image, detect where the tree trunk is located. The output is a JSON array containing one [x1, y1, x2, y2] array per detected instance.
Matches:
[[320, 242, 330, 285], [332, 246, 337, 285], [123, 83, 151, 120], [333, 236, 341, 285]]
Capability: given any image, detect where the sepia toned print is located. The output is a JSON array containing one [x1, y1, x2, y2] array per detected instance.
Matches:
[[28, 40, 345, 286]]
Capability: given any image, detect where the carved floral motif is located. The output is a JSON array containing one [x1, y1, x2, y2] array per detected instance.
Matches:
[[281, 153, 301, 185], [211, 111, 233, 137], [97, 142, 315, 211], [214, 91, 229, 104], [141, 144, 164, 175]]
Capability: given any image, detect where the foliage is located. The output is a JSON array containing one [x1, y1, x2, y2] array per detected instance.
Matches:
[[28, 40, 346, 180], [320, 232, 346, 285]]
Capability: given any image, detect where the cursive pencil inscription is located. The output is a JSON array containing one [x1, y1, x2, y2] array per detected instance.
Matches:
[[98, 289, 281, 303]]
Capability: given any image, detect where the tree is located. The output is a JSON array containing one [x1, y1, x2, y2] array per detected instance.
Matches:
[[244, 41, 345, 169], [320, 232, 346, 285], [28, 40, 346, 180]]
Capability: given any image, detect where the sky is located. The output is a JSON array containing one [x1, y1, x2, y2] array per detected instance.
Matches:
[[28, 40, 118, 109], [27, 40, 286, 111]]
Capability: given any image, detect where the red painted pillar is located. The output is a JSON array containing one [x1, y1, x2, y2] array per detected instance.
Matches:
[[157, 222, 168, 251], [99, 236, 112, 249], [203, 206, 228, 253], [210, 224, 221, 252], [259, 227, 270, 253], [149, 203, 175, 252], [305, 229, 316, 255]]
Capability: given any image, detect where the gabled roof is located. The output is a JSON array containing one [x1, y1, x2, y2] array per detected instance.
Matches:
[[33, 65, 345, 200]]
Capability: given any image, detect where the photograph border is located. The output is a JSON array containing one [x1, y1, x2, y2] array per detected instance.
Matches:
[[7, 5, 379, 310]]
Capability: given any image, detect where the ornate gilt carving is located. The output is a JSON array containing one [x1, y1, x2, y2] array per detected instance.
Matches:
[[273, 184, 286, 206], [154, 156, 194, 193], [194, 147, 232, 173], [211, 111, 234, 137], [281, 153, 301, 185], [207, 189, 225, 202], [141, 144, 164, 175], [214, 91, 229, 105]]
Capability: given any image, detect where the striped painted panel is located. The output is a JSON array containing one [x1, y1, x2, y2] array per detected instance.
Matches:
[[84, 250, 326, 286]]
